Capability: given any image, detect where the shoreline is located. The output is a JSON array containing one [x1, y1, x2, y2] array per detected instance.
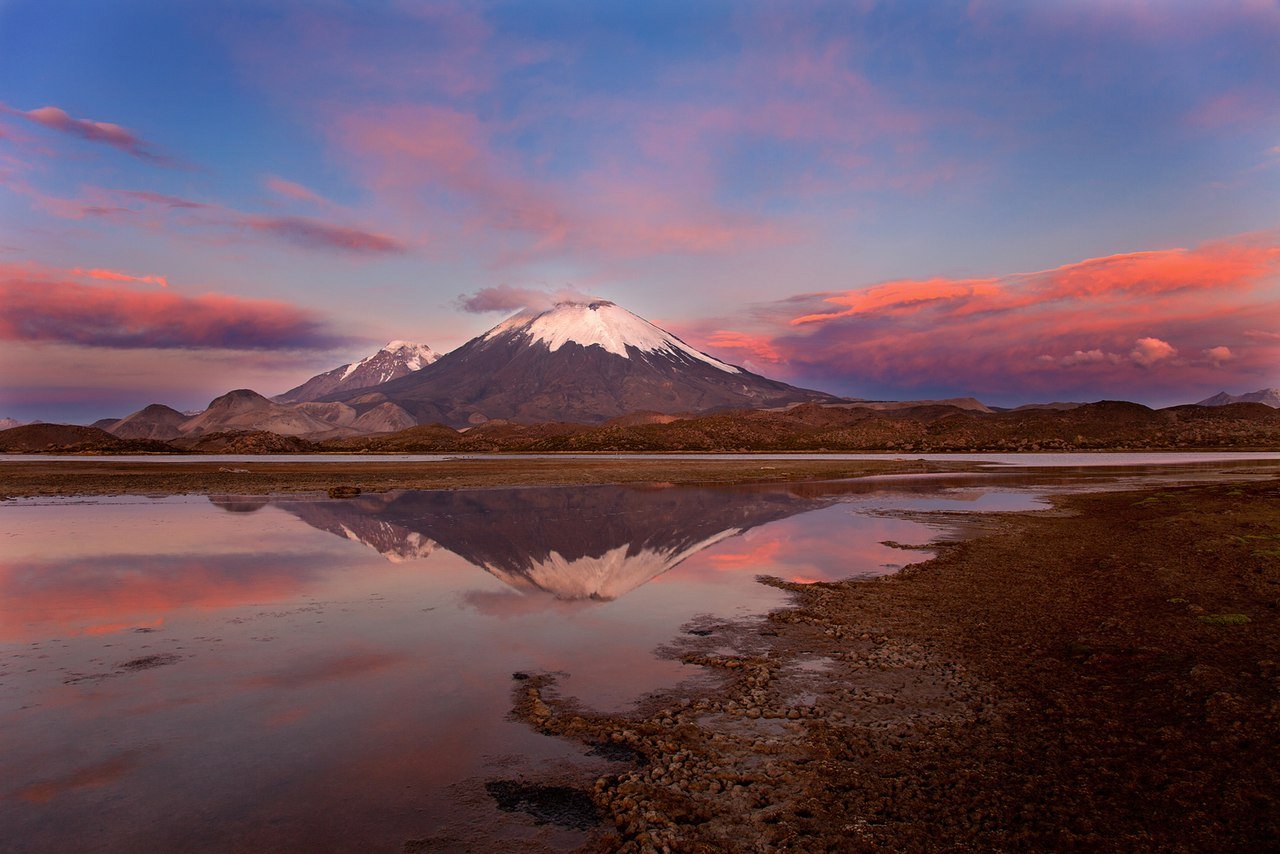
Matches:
[[507, 475, 1280, 850], [5, 454, 1280, 500], [0, 457, 975, 498]]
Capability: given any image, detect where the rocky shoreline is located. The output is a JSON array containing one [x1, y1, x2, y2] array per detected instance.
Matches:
[[507, 477, 1280, 851]]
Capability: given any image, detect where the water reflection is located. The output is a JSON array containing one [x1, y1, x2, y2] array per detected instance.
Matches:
[[264, 486, 827, 601], [7, 467, 1266, 852]]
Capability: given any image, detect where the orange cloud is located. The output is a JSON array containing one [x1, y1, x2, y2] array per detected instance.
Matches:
[[703, 331, 783, 364]]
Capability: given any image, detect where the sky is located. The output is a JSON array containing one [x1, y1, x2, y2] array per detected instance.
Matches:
[[1, 0, 1278, 422]]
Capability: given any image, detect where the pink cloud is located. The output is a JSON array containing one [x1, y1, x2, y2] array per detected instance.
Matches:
[[0, 265, 347, 350], [336, 104, 787, 260], [244, 215, 406, 254], [264, 175, 330, 206], [695, 230, 1280, 401], [1129, 337, 1177, 367], [1185, 88, 1280, 130], [9, 104, 172, 165], [69, 267, 168, 288], [1203, 345, 1233, 367]]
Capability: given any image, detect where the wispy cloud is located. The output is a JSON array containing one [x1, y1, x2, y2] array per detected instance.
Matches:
[[27, 186, 407, 257], [264, 175, 330, 206], [244, 215, 406, 254], [7, 104, 174, 165], [69, 267, 168, 287]]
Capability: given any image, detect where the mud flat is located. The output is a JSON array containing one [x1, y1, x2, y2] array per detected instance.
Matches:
[[513, 476, 1280, 850], [0, 457, 970, 498]]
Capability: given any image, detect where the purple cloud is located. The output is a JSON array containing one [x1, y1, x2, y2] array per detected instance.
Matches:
[[12, 105, 173, 165]]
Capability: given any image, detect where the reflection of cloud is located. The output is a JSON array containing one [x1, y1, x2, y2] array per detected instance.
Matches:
[[246, 651, 407, 690], [707, 538, 783, 569], [11, 750, 147, 804], [0, 552, 339, 641]]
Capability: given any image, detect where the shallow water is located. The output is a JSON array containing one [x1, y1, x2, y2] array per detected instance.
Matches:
[[0, 466, 1273, 851], [5, 450, 1280, 466]]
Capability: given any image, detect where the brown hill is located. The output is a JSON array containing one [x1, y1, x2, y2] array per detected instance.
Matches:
[[108, 403, 188, 440], [0, 423, 175, 453], [180, 389, 353, 438]]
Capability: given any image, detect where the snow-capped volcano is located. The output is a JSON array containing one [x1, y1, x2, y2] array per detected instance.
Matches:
[[327, 299, 836, 426], [275, 340, 438, 404], [484, 300, 740, 373]]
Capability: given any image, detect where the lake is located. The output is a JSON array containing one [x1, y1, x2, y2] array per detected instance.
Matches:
[[1, 461, 1276, 851]]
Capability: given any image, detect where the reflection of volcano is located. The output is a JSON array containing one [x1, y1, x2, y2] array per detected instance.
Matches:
[[267, 486, 825, 600], [272, 498, 438, 564]]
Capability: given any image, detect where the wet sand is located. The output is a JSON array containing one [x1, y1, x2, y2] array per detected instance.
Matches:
[[0, 457, 971, 498], [512, 476, 1280, 850]]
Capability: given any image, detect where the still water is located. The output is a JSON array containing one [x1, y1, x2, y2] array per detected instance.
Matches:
[[0, 466, 1273, 851]]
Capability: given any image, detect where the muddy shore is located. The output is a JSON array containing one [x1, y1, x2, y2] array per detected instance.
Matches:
[[509, 476, 1280, 851], [0, 457, 972, 498]]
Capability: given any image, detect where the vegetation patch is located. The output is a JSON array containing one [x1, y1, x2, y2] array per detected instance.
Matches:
[[1198, 613, 1252, 626]]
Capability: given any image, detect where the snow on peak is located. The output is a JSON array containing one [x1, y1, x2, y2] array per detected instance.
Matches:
[[339, 341, 438, 380], [381, 341, 439, 371], [483, 300, 740, 373]]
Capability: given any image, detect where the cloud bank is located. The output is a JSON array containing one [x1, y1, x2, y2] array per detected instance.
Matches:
[[0, 268, 346, 350], [698, 230, 1280, 402]]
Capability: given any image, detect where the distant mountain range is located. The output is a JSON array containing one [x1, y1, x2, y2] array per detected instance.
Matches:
[[8, 396, 1280, 454], [1197, 388, 1280, 408]]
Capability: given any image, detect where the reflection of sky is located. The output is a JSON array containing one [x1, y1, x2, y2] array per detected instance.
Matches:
[[0, 484, 1027, 849]]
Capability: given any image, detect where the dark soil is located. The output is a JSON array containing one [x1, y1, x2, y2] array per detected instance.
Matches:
[[485, 780, 601, 830], [0, 457, 961, 498]]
